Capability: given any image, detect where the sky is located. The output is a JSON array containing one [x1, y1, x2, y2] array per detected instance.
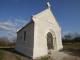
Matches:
[[0, 0, 80, 40]]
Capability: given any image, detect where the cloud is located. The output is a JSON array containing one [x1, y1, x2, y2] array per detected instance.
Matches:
[[0, 22, 16, 32], [0, 18, 29, 39]]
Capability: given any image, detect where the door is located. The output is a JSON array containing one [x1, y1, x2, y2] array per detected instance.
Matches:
[[47, 32, 54, 50]]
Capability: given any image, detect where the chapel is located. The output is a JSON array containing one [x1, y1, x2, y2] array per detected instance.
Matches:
[[15, 2, 63, 59]]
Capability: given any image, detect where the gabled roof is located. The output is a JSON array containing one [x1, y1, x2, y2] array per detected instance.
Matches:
[[17, 18, 33, 33], [17, 2, 61, 33], [17, 2, 51, 33], [33, 2, 51, 19], [17, 9, 49, 33]]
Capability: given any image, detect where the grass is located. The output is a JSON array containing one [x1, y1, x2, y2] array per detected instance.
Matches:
[[35, 56, 50, 60], [63, 42, 80, 49], [0, 42, 79, 60], [63, 42, 80, 57], [0, 50, 4, 60], [15, 55, 22, 60], [0, 48, 20, 60]]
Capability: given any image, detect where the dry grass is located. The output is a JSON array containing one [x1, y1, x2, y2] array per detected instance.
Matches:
[[0, 50, 4, 60], [0, 49, 18, 60], [0, 42, 80, 60]]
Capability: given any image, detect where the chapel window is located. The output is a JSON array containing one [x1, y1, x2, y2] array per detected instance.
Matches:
[[24, 31, 26, 41]]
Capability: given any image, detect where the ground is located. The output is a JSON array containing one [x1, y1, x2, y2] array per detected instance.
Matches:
[[0, 42, 80, 60], [50, 50, 80, 60]]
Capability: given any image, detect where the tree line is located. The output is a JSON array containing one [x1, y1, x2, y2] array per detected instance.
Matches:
[[0, 37, 16, 48], [62, 33, 80, 43]]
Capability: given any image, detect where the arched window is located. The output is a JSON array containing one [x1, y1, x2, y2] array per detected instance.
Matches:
[[47, 32, 54, 50]]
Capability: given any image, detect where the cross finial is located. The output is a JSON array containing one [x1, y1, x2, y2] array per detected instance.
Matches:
[[47, 2, 51, 8]]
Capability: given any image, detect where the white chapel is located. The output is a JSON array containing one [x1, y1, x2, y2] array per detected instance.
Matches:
[[15, 2, 63, 59]]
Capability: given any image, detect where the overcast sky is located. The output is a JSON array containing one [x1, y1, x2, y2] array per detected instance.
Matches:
[[0, 0, 80, 39]]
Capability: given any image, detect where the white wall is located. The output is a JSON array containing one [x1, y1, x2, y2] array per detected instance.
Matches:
[[15, 22, 34, 58], [33, 8, 63, 59]]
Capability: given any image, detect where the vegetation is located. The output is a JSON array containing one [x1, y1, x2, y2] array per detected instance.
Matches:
[[0, 50, 4, 60], [35, 56, 50, 60], [0, 37, 15, 48], [62, 33, 80, 49]]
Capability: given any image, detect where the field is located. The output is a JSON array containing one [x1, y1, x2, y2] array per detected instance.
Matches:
[[0, 42, 80, 60], [0, 48, 19, 60], [62, 41, 80, 57]]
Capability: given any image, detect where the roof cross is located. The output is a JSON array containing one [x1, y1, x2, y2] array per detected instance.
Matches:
[[47, 2, 51, 8]]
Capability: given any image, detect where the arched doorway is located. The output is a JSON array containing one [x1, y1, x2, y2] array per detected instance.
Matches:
[[47, 32, 54, 50]]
